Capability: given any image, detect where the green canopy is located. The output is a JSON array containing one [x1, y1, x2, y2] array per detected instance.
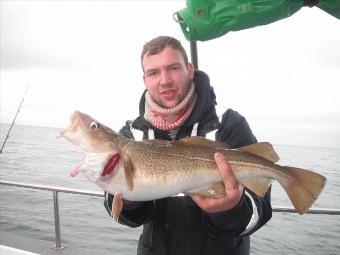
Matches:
[[176, 0, 340, 41]]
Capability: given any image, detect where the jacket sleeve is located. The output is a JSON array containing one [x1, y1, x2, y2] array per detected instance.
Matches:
[[103, 122, 155, 227], [203, 109, 272, 238]]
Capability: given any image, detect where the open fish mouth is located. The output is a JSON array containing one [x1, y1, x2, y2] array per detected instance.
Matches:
[[59, 112, 78, 137]]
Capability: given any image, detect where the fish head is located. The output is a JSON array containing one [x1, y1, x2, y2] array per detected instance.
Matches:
[[60, 111, 119, 153], [59, 111, 123, 182]]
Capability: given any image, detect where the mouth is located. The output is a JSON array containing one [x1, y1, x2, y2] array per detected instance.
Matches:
[[161, 89, 177, 100]]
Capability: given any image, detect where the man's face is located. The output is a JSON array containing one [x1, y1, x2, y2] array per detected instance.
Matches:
[[142, 46, 194, 109]]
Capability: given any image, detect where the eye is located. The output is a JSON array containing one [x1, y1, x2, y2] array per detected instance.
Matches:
[[90, 121, 99, 130], [146, 70, 159, 78]]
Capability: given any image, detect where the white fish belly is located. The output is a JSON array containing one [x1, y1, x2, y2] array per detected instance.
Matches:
[[121, 167, 222, 201]]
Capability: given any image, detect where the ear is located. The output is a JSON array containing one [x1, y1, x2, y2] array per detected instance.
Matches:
[[187, 63, 194, 79]]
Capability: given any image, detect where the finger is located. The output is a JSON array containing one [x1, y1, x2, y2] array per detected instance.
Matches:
[[214, 152, 238, 192]]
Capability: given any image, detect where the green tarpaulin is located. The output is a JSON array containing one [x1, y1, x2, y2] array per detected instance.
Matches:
[[176, 0, 340, 41]]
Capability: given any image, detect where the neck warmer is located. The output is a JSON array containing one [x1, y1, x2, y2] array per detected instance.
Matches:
[[144, 83, 197, 131]]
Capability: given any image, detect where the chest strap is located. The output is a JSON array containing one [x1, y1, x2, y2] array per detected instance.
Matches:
[[130, 115, 220, 141], [205, 129, 217, 140]]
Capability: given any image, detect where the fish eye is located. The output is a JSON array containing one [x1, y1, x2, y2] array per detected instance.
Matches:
[[90, 122, 99, 130]]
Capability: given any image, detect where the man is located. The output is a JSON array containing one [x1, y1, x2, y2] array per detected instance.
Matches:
[[104, 36, 272, 255]]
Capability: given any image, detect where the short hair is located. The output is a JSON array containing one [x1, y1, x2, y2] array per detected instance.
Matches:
[[141, 36, 189, 71]]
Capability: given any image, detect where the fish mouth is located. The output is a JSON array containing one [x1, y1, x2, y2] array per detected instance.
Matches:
[[59, 111, 79, 138], [58, 111, 88, 152]]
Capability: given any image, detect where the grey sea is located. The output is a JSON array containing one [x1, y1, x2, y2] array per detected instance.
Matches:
[[0, 124, 339, 255]]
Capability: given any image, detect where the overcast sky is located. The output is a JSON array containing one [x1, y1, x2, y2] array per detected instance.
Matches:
[[1, 1, 340, 149]]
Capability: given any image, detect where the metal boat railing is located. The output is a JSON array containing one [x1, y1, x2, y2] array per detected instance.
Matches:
[[1, 180, 339, 251]]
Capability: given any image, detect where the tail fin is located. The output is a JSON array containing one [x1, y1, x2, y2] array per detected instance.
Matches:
[[282, 166, 327, 214]]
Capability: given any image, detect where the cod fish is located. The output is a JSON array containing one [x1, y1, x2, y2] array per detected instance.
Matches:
[[59, 111, 326, 220]]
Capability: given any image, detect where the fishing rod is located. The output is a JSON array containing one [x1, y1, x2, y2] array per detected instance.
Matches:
[[0, 84, 30, 154]]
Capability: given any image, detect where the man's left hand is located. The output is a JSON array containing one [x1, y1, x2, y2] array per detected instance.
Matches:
[[190, 152, 244, 213]]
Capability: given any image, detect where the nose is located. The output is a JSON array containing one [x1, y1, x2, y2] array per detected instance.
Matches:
[[159, 70, 172, 86]]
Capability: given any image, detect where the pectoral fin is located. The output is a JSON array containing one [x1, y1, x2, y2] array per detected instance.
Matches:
[[185, 182, 226, 198], [124, 156, 134, 191], [112, 192, 123, 221]]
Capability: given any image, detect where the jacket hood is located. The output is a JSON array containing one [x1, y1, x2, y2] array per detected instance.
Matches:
[[186, 70, 217, 126]]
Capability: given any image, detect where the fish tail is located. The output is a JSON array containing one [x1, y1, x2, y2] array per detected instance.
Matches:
[[282, 166, 327, 214]]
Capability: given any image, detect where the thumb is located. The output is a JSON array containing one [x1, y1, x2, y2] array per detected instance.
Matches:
[[214, 152, 238, 192]]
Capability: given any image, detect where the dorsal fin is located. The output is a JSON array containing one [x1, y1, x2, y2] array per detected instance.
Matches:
[[238, 142, 279, 163], [175, 136, 229, 149]]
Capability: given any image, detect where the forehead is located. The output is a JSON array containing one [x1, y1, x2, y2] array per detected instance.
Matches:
[[142, 47, 186, 71]]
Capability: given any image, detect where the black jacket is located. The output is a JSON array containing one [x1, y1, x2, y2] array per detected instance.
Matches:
[[104, 70, 272, 255]]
